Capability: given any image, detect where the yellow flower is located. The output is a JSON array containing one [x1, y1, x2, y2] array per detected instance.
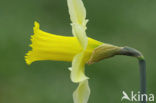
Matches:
[[25, 21, 102, 103], [25, 0, 119, 103]]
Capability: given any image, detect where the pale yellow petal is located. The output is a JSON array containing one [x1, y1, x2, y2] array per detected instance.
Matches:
[[72, 23, 88, 49], [67, 0, 86, 25], [71, 52, 89, 82], [73, 80, 90, 103]]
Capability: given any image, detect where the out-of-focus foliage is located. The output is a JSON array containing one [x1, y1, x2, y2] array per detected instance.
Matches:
[[0, 0, 156, 103]]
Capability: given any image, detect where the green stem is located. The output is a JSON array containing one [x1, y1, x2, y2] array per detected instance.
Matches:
[[138, 59, 146, 103]]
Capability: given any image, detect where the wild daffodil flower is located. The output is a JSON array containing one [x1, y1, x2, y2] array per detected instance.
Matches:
[[25, 0, 146, 103]]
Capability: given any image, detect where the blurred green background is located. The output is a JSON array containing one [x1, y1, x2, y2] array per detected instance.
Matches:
[[0, 0, 156, 103]]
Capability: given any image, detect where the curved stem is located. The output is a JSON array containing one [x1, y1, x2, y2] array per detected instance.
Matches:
[[119, 46, 147, 103]]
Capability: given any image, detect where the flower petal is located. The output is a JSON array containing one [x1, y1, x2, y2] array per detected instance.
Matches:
[[67, 0, 86, 25], [71, 52, 89, 82], [73, 80, 90, 103], [72, 23, 88, 49]]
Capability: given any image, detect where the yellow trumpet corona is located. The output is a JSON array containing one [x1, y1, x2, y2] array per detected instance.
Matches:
[[25, 22, 103, 65]]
